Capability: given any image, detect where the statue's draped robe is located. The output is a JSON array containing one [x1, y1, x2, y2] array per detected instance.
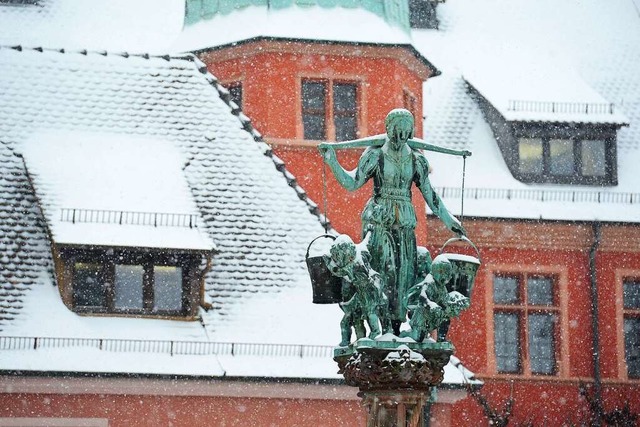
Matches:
[[355, 146, 433, 323]]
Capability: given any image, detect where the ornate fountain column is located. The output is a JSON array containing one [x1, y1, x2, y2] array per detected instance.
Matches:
[[335, 340, 453, 426]]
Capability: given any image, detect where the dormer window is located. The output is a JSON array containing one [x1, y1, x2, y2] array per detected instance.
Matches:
[[518, 137, 607, 179], [19, 132, 215, 320], [512, 124, 617, 185], [66, 248, 200, 317], [464, 79, 626, 187]]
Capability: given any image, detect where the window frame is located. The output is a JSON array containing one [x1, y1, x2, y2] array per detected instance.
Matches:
[[61, 247, 199, 318], [511, 123, 617, 185], [299, 77, 363, 142], [486, 265, 569, 378], [615, 269, 640, 381]]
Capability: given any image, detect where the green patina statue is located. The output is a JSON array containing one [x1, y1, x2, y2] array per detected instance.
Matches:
[[405, 255, 470, 342], [319, 109, 470, 341], [324, 235, 389, 346]]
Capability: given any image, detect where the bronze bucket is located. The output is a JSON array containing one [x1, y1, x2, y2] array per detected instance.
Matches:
[[440, 236, 481, 298], [306, 234, 342, 304]]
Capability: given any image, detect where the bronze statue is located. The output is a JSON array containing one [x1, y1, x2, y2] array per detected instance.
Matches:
[[319, 108, 469, 335], [406, 255, 470, 342], [325, 235, 389, 346]]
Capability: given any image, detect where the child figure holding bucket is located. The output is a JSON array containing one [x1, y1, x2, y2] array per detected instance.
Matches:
[[325, 235, 389, 346], [406, 255, 470, 342]]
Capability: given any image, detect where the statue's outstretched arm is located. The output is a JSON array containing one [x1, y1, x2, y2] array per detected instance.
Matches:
[[408, 138, 472, 157], [318, 145, 379, 192]]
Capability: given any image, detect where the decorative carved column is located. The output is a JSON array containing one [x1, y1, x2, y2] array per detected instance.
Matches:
[[335, 340, 453, 427]]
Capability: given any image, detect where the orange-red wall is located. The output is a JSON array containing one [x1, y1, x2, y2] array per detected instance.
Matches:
[[427, 220, 640, 425]]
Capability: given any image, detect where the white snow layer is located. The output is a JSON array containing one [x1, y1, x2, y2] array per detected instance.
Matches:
[[172, 5, 411, 52], [19, 131, 214, 250], [0, 0, 185, 54]]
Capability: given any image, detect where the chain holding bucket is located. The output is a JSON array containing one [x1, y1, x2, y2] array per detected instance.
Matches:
[[438, 235, 481, 299]]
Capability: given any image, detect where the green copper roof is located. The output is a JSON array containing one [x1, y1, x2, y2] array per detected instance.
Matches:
[[184, 0, 410, 33]]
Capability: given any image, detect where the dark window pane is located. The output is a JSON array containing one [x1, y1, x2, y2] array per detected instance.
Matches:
[[302, 81, 326, 110], [623, 280, 640, 309], [335, 116, 357, 142], [527, 277, 553, 306], [73, 263, 105, 308], [302, 81, 326, 140], [494, 276, 519, 304], [494, 313, 520, 373], [519, 138, 543, 174], [549, 139, 575, 176], [529, 314, 556, 374], [228, 84, 242, 109], [624, 318, 640, 378], [114, 264, 144, 310], [303, 115, 326, 140], [333, 83, 357, 141], [153, 266, 183, 312], [581, 139, 606, 177], [333, 83, 357, 112]]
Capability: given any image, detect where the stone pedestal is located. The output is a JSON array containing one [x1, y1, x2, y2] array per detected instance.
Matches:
[[334, 339, 453, 427]]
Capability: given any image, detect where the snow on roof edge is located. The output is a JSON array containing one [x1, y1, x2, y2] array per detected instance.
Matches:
[[187, 36, 441, 77], [463, 76, 629, 126]]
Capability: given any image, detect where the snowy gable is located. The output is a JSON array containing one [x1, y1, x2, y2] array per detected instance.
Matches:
[[19, 132, 213, 251]]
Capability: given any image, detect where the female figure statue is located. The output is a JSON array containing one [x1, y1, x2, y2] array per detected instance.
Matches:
[[319, 108, 467, 333]]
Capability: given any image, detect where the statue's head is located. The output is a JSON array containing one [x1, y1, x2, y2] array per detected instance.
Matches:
[[431, 255, 453, 284], [329, 235, 357, 273], [385, 108, 414, 150], [416, 246, 432, 279]]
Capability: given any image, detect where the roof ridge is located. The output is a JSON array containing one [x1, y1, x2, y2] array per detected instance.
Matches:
[[190, 55, 332, 231], [0, 44, 193, 62]]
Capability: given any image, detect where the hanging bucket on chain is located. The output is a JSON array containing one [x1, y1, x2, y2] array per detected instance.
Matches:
[[306, 234, 342, 304], [439, 236, 481, 298]]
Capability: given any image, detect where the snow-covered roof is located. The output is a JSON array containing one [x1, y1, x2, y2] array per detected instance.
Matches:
[[172, 5, 412, 53], [19, 132, 213, 251], [0, 45, 338, 377], [0, 0, 184, 54], [0, 45, 474, 385], [414, 0, 640, 222], [0, 279, 478, 384]]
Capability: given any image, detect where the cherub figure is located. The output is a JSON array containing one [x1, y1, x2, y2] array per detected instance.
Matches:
[[325, 235, 388, 346], [406, 255, 470, 342], [415, 246, 433, 282]]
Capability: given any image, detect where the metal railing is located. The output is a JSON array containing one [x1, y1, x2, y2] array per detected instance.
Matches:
[[0, 336, 334, 358], [507, 100, 615, 115], [59, 208, 199, 228], [436, 187, 640, 205]]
